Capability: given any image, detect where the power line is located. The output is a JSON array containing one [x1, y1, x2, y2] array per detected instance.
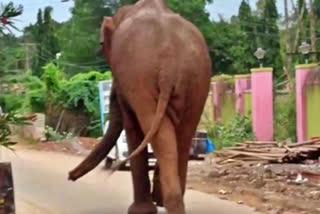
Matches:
[[39, 46, 107, 68], [37, 52, 109, 70]]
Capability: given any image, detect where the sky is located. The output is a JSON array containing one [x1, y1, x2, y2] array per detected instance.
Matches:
[[2, 0, 287, 36], [206, 0, 285, 21]]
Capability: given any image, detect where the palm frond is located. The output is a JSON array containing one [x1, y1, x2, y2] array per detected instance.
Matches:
[[0, 2, 23, 34]]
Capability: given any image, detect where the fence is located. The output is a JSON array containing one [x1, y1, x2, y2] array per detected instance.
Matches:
[[209, 64, 320, 142]]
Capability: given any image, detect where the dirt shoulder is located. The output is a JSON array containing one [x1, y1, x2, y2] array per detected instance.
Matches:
[[187, 159, 320, 214]]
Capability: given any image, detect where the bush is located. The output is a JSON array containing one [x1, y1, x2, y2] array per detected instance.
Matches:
[[43, 63, 112, 118], [0, 112, 30, 149], [0, 94, 24, 113], [208, 114, 254, 150], [274, 93, 297, 142], [1, 72, 46, 113], [42, 63, 112, 137], [45, 126, 74, 141], [1, 63, 112, 137], [59, 71, 112, 118]]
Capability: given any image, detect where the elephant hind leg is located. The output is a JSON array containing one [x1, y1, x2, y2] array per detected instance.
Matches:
[[118, 100, 157, 214], [140, 115, 185, 214], [129, 95, 185, 214], [177, 86, 209, 197], [152, 117, 185, 214]]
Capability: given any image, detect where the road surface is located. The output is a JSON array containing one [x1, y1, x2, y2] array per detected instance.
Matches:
[[1, 149, 259, 214]]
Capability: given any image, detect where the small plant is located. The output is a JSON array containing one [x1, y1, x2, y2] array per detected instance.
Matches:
[[0, 112, 30, 149], [45, 126, 74, 141], [208, 114, 254, 150]]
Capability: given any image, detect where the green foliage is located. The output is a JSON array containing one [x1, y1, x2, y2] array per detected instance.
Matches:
[[59, 71, 112, 118], [41, 63, 62, 95], [208, 114, 254, 150], [1, 72, 46, 113], [0, 94, 24, 113], [1, 63, 111, 137], [258, 0, 282, 76], [45, 125, 74, 141], [56, 0, 114, 74], [0, 112, 30, 149], [235, 0, 258, 71], [274, 93, 297, 142], [0, 34, 26, 76], [0, 2, 23, 34], [42, 63, 112, 118], [25, 7, 60, 76]]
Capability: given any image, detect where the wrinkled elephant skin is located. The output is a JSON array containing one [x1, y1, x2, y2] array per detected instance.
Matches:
[[70, 0, 211, 214]]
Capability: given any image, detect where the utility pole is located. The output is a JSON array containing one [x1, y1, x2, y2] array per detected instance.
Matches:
[[24, 42, 30, 72], [294, 0, 306, 52], [21, 42, 36, 72], [309, 0, 317, 61], [284, 0, 293, 91]]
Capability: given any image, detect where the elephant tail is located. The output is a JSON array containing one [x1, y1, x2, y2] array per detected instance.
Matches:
[[111, 89, 172, 172]]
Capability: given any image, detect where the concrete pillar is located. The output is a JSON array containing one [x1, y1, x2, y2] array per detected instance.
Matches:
[[251, 68, 273, 141], [295, 63, 318, 142], [235, 74, 251, 115], [211, 82, 222, 122]]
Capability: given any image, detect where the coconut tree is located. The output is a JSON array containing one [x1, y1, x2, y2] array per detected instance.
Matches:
[[0, 2, 23, 35]]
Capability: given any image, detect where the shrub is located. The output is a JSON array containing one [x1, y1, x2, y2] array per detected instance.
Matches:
[[0, 112, 30, 149], [42, 63, 112, 137], [1, 72, 46, 113], [0, 94, 24, 113], [208, 114, 254, 150], [59, 71, 112, 118], [42, 63, 112, 117], [274, 93, 297, 142], [45, 125, 74, 141]]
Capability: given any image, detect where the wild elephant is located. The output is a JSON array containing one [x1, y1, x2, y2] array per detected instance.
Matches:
[[69, 0, 211, 213]]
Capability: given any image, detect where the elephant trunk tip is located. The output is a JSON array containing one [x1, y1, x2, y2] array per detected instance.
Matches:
[[68, 169, 81, 181]]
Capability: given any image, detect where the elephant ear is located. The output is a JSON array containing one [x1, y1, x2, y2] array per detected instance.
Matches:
[[100, 17, 115, 45], [100, 17, 115, 62]]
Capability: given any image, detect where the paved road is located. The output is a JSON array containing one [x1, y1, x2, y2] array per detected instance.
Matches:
[[2, 149, 258, 214]]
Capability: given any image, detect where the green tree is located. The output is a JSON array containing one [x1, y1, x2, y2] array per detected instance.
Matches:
[[210, 19, 240, 74], [26, 7, 60, 77], [234, 0, 258, 72], [57, 0, 116, 75], [256, 0, 282, 76]]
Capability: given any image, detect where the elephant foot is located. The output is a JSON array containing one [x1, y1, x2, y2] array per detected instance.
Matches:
[[128, 201, 158, 214]]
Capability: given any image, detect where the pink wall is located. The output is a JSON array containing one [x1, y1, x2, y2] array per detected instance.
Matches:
[[235, 75, 251, 115], [296, 64, 318, 142], [251, 68, 274, 141], [211, 82, 221, 121]]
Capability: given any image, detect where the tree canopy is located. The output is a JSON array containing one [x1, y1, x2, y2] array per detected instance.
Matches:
[[1, 0, 320, 78]]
